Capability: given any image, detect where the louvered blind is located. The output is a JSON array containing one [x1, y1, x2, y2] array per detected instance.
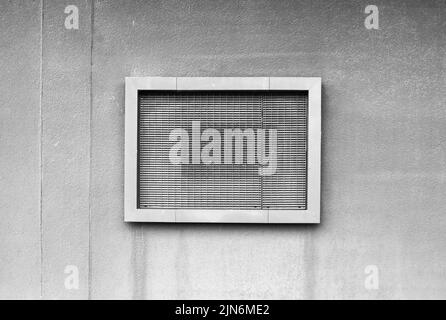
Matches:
[[138, 91, 308, 210]]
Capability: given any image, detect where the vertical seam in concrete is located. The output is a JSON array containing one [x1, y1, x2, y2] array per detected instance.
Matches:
[[88, 0, 95, 300], [39, 0, 44, 300], [135, 221, 147, 298], [303, 230, 315, 299], [132, 225, 145, 299]]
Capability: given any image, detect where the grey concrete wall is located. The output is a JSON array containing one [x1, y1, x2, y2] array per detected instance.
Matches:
[[0, 0, 42, 299], [0, 0, 445, 299]]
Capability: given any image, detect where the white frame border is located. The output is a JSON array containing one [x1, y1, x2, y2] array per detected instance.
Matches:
[[125, 77, 321, 223]]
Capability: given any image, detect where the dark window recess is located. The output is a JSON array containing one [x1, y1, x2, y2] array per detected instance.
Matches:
[[137, 91, 308, 210]]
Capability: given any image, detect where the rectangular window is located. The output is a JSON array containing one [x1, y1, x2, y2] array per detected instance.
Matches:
[[125, 77, 321, 223]]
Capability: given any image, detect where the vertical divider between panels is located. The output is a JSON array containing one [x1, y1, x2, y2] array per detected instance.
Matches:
[[260, 94, 264, 210], [88, 0, 95, 299], [304, 92, 309, 210], [136, 90, 140, 209]]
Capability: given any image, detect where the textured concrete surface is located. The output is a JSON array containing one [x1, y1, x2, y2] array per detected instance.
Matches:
[[41, 0, 91, 299], [1, 0, 445, 299], [0, 0, 42, 299]]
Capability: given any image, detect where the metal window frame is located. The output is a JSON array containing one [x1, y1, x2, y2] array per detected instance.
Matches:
[[125, 77, 321, 223]]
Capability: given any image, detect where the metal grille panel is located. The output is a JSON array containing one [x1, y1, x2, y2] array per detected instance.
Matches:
[[138, 91, 307, 209]]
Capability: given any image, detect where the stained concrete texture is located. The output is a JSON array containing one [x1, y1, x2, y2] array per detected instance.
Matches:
[[0, 0, 446, 299], [41, 0, 91, 299], [0, 0, 42, 299]]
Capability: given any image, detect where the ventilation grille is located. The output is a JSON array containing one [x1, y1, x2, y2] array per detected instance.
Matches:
[[138, 91, 308, 209]]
